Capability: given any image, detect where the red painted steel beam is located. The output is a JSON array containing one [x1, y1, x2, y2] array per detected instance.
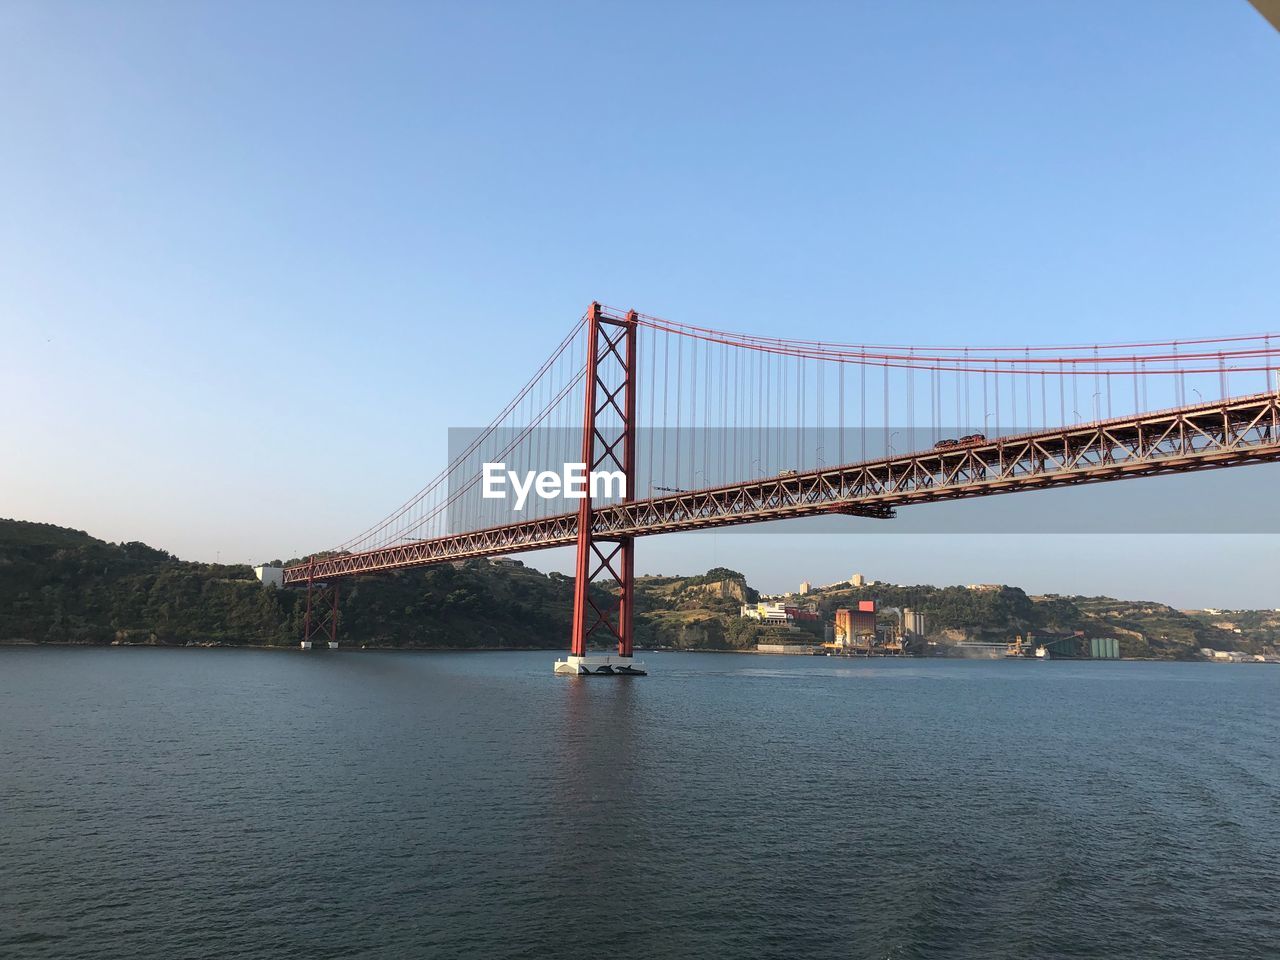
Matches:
[[568, 304, 603, 657], [616, 311, 638, 657], [569, 303, 638, 656], [284, 392, 1280, 585]]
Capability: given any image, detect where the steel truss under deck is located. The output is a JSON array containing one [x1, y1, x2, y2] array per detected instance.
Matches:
[[285, 391, 1280, 585]]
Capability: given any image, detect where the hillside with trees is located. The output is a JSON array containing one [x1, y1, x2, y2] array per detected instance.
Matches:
[[1, 519, 1272, 658], [0, 519, 578, 648]]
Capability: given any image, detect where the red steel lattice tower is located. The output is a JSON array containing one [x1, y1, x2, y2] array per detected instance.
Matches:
[[569, 303, 638, 658], [302, 559, 340, 649]]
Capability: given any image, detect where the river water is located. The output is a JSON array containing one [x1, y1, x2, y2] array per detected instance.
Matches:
[[2, 648, 1277, 959]]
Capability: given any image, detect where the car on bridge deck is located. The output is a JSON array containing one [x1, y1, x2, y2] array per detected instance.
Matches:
[[935, 434, 987, 450]]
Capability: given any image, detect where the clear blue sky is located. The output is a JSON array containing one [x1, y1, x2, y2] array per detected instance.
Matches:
[[2, 1, 1277, 607]]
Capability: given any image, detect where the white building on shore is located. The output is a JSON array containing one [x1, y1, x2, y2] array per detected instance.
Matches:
[[253, 564, 284, 588]]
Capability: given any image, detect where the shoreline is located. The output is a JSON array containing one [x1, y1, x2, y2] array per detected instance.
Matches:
[[0, 639, 1225, 662], [0, 639, 563, 652]]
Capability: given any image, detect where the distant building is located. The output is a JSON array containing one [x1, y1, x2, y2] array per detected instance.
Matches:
[[966, 584, 1002, 593], [757, 643, 822, 655], [849, 573, 866, 587], [902, 607, 927, 636], [741, 601, 819, 623], [1202, 648, 1247, 662], [1088, 637, 1120, 660], [742, 601, 791, 623], [834, 601, 877, 644], [253, 564, 283, 589], [799, 580, 811, 595]]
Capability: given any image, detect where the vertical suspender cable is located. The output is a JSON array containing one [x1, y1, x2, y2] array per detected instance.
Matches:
[[648, 324, 656, 495], [883, 361, 889, 456], [860, 360, 866, 461], [839, 362, 846, 465], [1132, 357, 1139, 415], [1174, 342, 1183, 406], [1093, 346, 1100, 419], [817, 351, 824, 464], [1025, 348, 1032, 431], [675, 334, 683, 488], [726, 343, 733, 480], [954, 359, 962, 435], [763, 348, 770, 474], [1011, 356, 1018, 433], [705, 340, 713, 485], [906, 349, 914, 451], [797, 354, 805, 467], [661, 329, 670, 485]]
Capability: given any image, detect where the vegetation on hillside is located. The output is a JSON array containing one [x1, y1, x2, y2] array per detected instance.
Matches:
[[0, 519, 1271, 658], [0, 520, 578, 648]]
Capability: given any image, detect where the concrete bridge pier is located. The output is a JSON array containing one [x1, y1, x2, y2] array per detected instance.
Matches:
[[554, 654, 647, 676]]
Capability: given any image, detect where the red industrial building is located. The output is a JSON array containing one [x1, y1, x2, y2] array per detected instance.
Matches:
[[834, 601, 877, 643]]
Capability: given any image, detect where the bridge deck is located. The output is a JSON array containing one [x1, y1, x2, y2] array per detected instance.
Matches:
[[284, 392, 1280, 584]]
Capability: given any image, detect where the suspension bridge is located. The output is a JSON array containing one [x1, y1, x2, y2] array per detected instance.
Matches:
[[285, 304, 1280, 674]]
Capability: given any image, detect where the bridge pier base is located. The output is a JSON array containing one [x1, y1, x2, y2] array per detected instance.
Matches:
[[554, 654, 647, 676]]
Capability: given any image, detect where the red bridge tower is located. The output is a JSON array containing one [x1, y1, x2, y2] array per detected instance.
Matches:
[[555, 303, 646, 676]]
